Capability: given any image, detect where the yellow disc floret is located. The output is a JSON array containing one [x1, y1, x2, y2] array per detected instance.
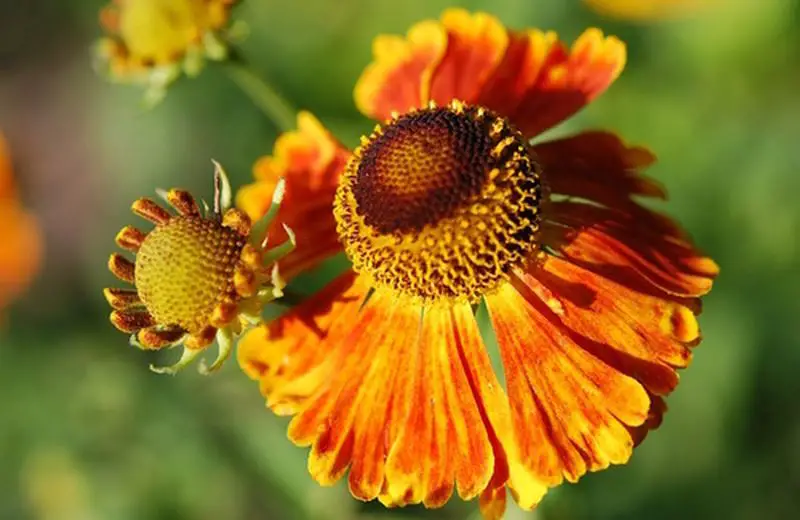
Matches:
[[335, 100, 545, 303], [135, 215, 245, 334]]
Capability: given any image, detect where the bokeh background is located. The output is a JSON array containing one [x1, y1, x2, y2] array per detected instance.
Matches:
[[1, 0, 799, 519]]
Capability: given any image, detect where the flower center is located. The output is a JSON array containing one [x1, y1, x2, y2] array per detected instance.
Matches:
[[135, 215, 244, 333], [335, 101, 544, 303]]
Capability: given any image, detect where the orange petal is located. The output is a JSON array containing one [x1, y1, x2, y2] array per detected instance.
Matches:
[[289, 290, 420, 492], [514, 256, 697, 396], [550, 201, 719, 298], [509, 28, 626, 137], [346, 292, 422, 501], [0, 204, 41, 309], [0, 133, 16, 200], [475, 29, 558, 120], [479, 486, 507, 520], [237, 271, 369, 416], [630, 393, 667, 446], [0, 134, 41, 310], [449, 303, 549, 511], [428, 9, 509, 107], [380, 304, 438, 507], [236, 112, 350, 279], [486, 283, 650, 484], [382, 303, 503, 509], [534, 131, 664, 209], [354, 11, 624, 138], [434, 305, 496, 500], [355, 20, 447, 121]]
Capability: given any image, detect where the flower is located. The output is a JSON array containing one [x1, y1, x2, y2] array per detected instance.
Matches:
[[104, 162, 292, 375], [584, 0, 712, 20], [95, 0, 239, 104], [0, 133, 41, 314], [236, 9, 718, 519]]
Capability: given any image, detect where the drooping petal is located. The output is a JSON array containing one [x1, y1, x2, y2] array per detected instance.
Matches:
[[534, 131, 664, 210], [288, 289, 422, 495], [382, 303, 523, 511], [380, 304, 445, 507], [513, 257, 697, 396], [236, 112, 350, 278], [355, 20, 448, 121], [549, 201, 719, 298], [447, 303, 549, 511], [486, 283, 650, 484], [237, 270, 369, 415]]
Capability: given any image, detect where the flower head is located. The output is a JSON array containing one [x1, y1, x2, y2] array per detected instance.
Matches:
[[0, 133, 41, 313], [584, 0, 712, 20], [105, 162, 291, 375], [95, 0, 239, 104], [237, 9, 718, 518]]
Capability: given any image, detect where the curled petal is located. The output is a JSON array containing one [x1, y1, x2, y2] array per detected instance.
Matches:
[[115, 225, 147, 252], [108, 253, 135, 283], [103, 288, 141, 310], [135, 326, 185, 350], [166, 189, 200, 217], [132, 198, 171, 226], [110, 309, 155, 333]]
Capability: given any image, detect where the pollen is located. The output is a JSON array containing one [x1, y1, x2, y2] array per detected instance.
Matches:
[[135, 216, 245, 334], [334, 100, 545, 303]]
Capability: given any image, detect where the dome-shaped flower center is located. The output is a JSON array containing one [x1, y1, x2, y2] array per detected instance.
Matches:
[[135, 215, 244, 333], [118, 0, 211, 61], [335, 101, 545, 303]]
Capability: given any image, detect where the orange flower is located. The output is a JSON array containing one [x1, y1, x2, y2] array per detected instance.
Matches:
[[0, 134, 41, 313], [584, 0, 713, 20], [95, 0, 239, 103], [237, 9, 718, 519]]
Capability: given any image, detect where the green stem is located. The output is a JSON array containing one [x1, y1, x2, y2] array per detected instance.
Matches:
[[224, 58, 296, 132]]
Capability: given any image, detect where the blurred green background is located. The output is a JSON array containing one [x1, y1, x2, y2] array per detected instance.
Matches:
[[1, 0, 799, 519]]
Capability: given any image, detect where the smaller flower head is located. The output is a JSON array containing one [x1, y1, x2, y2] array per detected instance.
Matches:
[[95, 0, 239, 105], [105, 162, 292, 375]]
